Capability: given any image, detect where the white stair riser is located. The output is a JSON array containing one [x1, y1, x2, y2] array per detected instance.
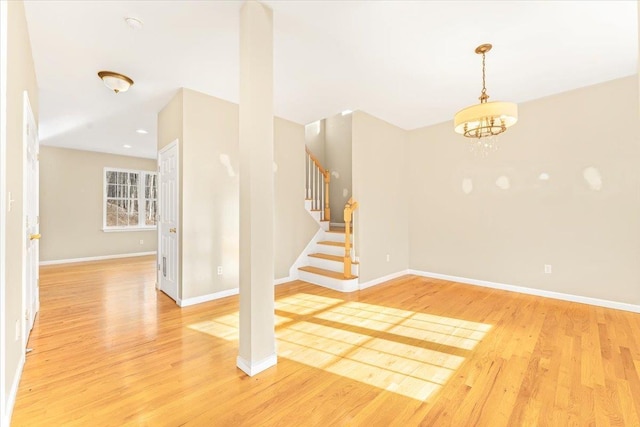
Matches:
[[308, 256, 359, 275], [323, 232, 350, 243], [298, 270, 359, 292], [309, 210, 321, 221], [320, 221, 329, 231], [304, 199, 312, 210], [317, 243, 349, 257]]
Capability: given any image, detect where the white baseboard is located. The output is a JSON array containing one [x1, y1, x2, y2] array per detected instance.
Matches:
[[39, 251, 156, 266], [236, 353, 277, 376], [409, 269, 640, 314], [2, 353, 25, 427], [178, 276, 297, 307], [178, 287, 240, 307], [274, 276, 295, 286], [359, 269, 410, 290]]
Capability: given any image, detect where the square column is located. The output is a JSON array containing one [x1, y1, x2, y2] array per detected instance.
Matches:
[[237, 0, 276, 376]]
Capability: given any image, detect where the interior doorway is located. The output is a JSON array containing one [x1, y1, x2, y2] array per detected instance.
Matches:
[[157, 140, 179, 302], [23, 91, 39, 344]]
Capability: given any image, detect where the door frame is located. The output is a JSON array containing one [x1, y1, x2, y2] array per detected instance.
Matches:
[[157, 139, 180, 299], [0, 0, 8, 421], [22, 91, 38, 347]]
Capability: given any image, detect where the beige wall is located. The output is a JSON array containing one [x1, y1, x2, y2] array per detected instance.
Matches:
[[408, 76, 640, 305], [352, 111, 409, 283], [39, 146, 157, 262], [275, 117, 319, 278], [4, 0, 38, 408], [181, 89, 240, 299], [158, 88, 316, 300], [325, 113, 352, 224], [304, 119, 326, 165]]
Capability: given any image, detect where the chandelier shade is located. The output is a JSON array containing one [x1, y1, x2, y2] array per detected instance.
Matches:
[[98, 71, 134, 94], [454, 44, 517, 139], [454, 101, 518, 138]]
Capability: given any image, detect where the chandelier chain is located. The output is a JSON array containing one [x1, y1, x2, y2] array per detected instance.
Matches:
[[480, 52, 488, 103]]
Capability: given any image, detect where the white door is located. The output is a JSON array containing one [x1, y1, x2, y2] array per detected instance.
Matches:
[[23, 92, 39, 340], [158, 140, 179, 302]]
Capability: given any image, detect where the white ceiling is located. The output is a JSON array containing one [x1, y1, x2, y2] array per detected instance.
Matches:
[[24, 0, 637, 159]]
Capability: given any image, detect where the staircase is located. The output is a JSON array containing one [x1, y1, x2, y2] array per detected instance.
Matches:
[[296, 148, 359, 292]]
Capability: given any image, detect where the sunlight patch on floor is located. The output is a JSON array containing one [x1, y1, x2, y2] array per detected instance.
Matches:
[[188, 292, 491, 401]]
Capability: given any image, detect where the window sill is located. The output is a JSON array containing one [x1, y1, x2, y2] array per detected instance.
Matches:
[[102, 227, 157, 233]]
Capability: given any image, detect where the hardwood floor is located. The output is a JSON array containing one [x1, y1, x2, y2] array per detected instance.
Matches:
[[11, 256, 640, 426]]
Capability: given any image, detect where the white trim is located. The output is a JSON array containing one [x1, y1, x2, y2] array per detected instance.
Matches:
[[0, 0, 7, 422], [178, 288, 239, 307], [359, 269, 410, 290], [274, 276, 294, 286], [39, 251, 156, 266], [102, 227, 156, 233], [409, 270, 640, 314], [2, 354, 24, 427], [236, 353, 277, 376], [177, 277, 295, 306]]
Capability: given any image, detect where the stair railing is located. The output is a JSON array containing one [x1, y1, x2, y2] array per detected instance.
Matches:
[[343, 198, 359, 278], [305, 147, 330, 222]]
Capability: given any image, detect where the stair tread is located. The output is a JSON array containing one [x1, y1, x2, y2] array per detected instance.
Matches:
[[298, 266, 357, 280], [326, 230, 347, 235], [318, 240, 346, 247], [309, 253, 359, 264]]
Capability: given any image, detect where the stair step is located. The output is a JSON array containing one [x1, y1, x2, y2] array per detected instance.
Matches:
[[298, 266, 357, 280], [318, 241, 345, 247], [326, 229, 346, 235], [308, 253, 359, 264]]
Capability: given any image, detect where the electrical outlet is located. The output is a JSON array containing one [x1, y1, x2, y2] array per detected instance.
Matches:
[[544, 264, 552, 274], [139, 239, 144, 245], [217, 266, 223, 275], [386, 254, 390, 262]]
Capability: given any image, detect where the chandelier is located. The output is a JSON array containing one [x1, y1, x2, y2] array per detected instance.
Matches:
[[454, 44, 517, 139]]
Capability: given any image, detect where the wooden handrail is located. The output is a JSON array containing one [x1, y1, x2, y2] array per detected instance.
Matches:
[[343, 198, 359, 278], [305, 146, 330, 221], [305, 146, 329, 178]]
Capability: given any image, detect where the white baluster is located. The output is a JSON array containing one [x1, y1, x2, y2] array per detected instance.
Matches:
[[320, 173, 324, 221], [316, 167, 322, 210], [307, 154, 311, 199], [312, 163, 316, 210]]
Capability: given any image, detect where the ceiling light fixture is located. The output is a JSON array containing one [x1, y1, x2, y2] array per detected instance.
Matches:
[[97, 71, 134, 94], [136, 129, 148, 134], [341, 109, 353, 116], [123, 144, 132, 149], [454, 44, 517, 139]]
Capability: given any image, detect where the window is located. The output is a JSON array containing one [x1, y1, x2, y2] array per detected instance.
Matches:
[[104, 168, 157, 231]]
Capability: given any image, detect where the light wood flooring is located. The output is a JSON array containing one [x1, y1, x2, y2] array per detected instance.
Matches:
[[11, 256, 640, 426]]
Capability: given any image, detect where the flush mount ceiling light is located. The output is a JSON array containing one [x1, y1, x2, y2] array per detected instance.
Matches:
[[454, 44, 517, 139], [97, 71, 134, 94], [136, 129, 148, 134]]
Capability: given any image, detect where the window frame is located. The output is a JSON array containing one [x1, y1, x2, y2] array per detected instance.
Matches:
[[102, 167, 158, 232]]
